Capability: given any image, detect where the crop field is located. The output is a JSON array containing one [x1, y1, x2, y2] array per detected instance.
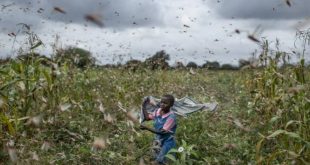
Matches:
[[1, 1, 310, 164], [0, 50, 309, 164]]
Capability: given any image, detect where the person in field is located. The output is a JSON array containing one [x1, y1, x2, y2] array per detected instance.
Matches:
[[140, 94, 177, 164]]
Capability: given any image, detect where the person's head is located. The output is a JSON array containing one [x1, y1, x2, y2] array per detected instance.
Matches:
[[160, 94, 175, 112]]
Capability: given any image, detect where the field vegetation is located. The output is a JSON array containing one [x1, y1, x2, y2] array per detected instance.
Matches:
[[0, 30, 309, 164]]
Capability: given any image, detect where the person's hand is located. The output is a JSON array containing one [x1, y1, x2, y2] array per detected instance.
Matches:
[[139, 124, 147, 130]]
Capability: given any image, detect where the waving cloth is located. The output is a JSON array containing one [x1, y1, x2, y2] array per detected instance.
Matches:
[[140, 96, 218, 123]]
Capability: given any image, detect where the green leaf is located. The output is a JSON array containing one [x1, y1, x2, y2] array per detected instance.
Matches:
[[287, 150, 299, 158], [0, 113, 15, 135], [42, 69, 52, 90], [11, 61, 22, 73], [165, 154, 176, 162], [269, 116, 281, 123], [0, 70, 8, 75], [285, 120, 300, 130], [30, 40, 43, 50], [256, 138, 265, 161], [168, 148, 179, 153], [267, 150, 285, 164], [267, 130, 304, 142], [284, 132, 301, 140], [181, 139, 187, 147], [304, 101, 310, 112], [267, 130, 286, 139], [0, 79, 21, 90], [300, 58, 305, 66], [191, 151, 199, 158]]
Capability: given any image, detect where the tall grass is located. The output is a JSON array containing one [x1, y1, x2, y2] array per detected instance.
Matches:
[[248, 40, 309, 164]]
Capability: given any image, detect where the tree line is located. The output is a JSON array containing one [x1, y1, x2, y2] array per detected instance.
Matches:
[[0, 47, 308, 71]]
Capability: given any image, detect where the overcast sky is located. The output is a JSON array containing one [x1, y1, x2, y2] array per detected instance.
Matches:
[[1, 0, 310, 65]]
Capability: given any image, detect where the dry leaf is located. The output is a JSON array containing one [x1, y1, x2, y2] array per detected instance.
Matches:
[[222, 143, 237, 150], [8, 147, 18, 163], [26, 115, 42, 127], [59, 103, 71, 111], [104, 113, 114, 123], [129, 135, 134, 142], [139, 158, 145, 165], [32, 151, 39, 161], [189, 68, 196, 75], [99, 102, 105, 113], [92, 137, 106, 151], [0, 98, 4, 108], [41, 141, 51, 151], [41, 96, 47, 103], [17, 81, 25, 91], [229, 118, 250, 132], [287, 85, 304, 94], [233, 119, 243, 128], [106, 138, 111, 145], [117, 102, 127, 112]]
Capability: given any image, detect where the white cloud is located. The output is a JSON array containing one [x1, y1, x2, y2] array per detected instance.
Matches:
[[0, 0, 309, 65]]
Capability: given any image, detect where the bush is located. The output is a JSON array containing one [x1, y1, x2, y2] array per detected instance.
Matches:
[[238, 59, 251, 68], [0, 57, 11, 65], [144, 50, 170, 70], [201, 61, 220, 70], [172, 61, 185, 69], [123, 59, 143, 72], [220, 64, 238, 70], [186, 61, 198, 68], [55, 47, 95, 68]]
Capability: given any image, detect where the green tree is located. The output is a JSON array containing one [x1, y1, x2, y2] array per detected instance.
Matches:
[[186, 61, 198, 68], [201, 61, 220, 70], [55, 47, 95, 68], [220, 64, 238, 70], [0, 57, 11, 65], [144, 50, 170, 70], [124, 59, 143, 72], [238, 59, 251, 68], [173, 61, 185, 69]]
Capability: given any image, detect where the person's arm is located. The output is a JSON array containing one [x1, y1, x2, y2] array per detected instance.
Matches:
[[140, 124, 171, 135]]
